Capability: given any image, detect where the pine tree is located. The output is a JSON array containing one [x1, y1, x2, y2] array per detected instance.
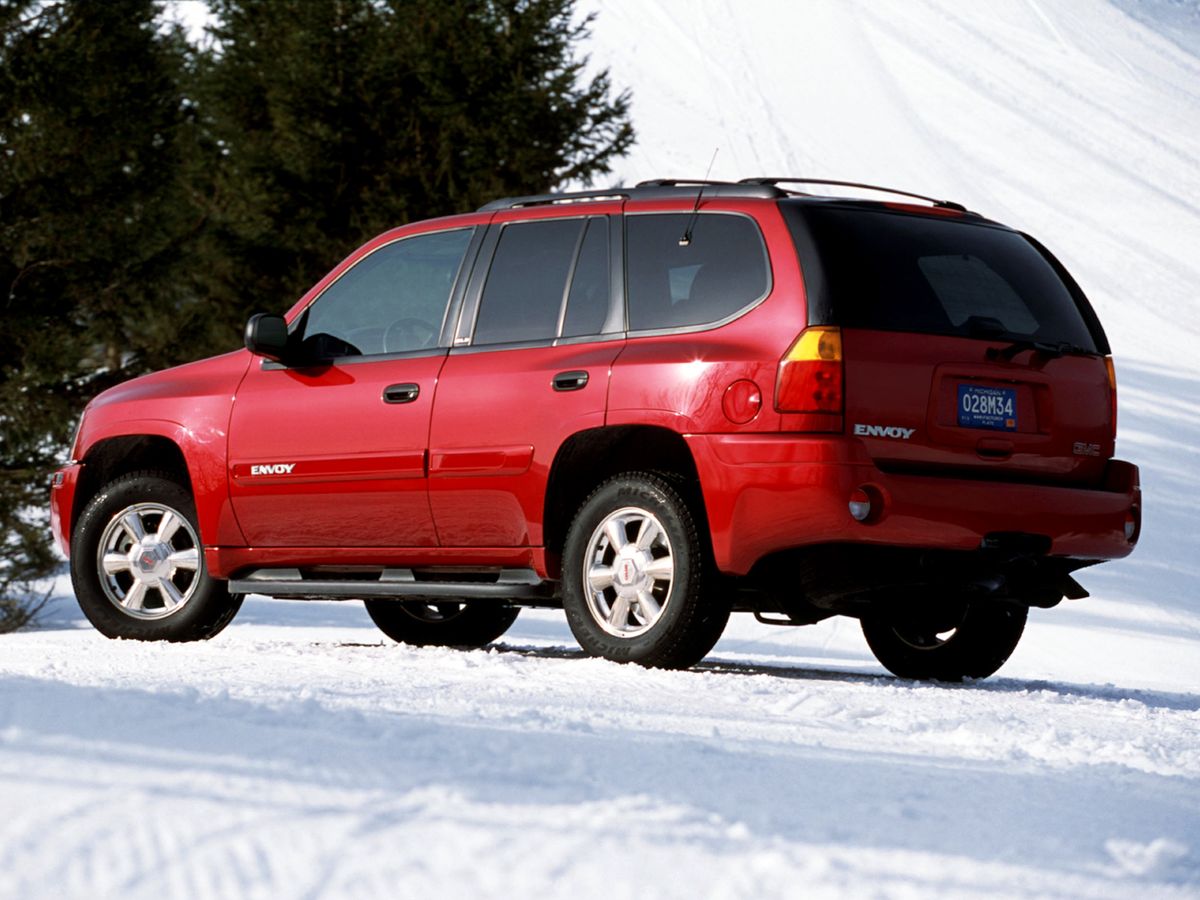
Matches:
[[0, 0, 633, 630], [0, 0, 208, 629], [198, 0, 634, 314]]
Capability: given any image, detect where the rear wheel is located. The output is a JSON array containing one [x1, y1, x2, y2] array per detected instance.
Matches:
[[364, 600, 519, 648], [561, 473, 730, 669], [861, 600, 1027, 681], [71, 471, 242, 641]]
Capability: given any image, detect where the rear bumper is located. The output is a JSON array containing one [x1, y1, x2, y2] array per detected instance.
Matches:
[[686, 434, 1140, 575], [49, 462, 82, 557]]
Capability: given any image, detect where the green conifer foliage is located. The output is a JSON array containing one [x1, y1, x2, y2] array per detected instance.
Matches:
[[0, 0, 633, 629], [0, 0, 206, 629], [198, 0, 634, 313]]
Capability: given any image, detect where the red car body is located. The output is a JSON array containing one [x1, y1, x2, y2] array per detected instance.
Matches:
[[51, 179, 1141, 676]]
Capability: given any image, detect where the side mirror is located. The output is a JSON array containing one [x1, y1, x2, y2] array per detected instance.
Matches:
[[244, 313, 290, 362]]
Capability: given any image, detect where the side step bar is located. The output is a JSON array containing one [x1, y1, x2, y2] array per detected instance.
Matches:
[[229, 567, 557, 604]]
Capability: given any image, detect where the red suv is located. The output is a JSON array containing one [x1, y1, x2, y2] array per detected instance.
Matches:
[[50, 178, 1141, 681]]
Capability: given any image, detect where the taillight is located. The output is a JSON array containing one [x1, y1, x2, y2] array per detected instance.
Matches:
[[776, 326, 843, 413], [1105, 356, 1117, 438]]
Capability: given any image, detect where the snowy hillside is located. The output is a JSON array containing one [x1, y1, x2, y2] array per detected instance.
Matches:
[[3, 2, 1199, 898], [580, 0, 1200, 675]]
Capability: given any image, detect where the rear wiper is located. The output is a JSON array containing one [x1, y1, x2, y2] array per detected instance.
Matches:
[[986, 338, 1092, 362]]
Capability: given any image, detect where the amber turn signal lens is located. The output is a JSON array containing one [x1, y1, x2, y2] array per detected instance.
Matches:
[[776, 326, 843, 413]]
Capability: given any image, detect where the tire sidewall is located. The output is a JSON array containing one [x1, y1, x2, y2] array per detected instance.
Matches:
[[561, 475, 705, 665], [364, 600, 519, 647], [862, 602, 1028, 681], [71, 473, 239, 641]]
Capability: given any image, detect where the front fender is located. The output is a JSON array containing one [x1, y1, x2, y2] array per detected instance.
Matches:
[[77, 416, 244, 549]]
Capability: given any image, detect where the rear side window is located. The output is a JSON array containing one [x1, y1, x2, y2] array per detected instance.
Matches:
[[793, 207, 1100, 351], [473, 217, 612, 345], [626, 213, 769, 331]]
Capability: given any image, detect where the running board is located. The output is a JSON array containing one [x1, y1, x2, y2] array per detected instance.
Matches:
[[229, 567, 556, 603]]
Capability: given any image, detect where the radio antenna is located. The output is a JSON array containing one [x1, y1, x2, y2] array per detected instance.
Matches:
[[679, 147, 719, 246]]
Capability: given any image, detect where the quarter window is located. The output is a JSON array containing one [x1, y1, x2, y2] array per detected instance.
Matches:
[[298, 228, 473, 359], [626, 213, 769, 331]]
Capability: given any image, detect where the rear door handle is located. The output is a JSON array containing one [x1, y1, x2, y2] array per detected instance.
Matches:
[[383, 383, 420, 404], [552, 370, 589, 392]]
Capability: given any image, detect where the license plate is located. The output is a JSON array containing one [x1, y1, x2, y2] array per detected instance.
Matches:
[[957, 384, 1017, 431]]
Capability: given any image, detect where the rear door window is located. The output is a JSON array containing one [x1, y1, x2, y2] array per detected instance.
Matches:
[[472, 216, 613, 345], [561, 218, 611, 338], [626, 213, 769, 331], [790, 206, 1100, 351], [474, 219, 580, 345]]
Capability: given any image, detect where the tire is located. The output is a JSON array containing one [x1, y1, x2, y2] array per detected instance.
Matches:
[[861, 600, 1028, 682], [364, 600, 519, 648], [70, 471, 243, 641], [561, 472, 730, 669]]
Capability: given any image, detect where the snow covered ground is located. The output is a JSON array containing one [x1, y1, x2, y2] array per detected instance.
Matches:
[[3, 1, 1199, 898], [3, 596, 1198, 899]]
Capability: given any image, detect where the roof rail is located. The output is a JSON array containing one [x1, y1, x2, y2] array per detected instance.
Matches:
[[477, 181, 787, 212], [739, 177, 970, 213], [635, 178, 736, 188], [477, 188, 630, 212]]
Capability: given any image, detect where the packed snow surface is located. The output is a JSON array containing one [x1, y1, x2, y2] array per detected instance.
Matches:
[[4, 1, 1200, 898], [3, 598, 1199, 899]]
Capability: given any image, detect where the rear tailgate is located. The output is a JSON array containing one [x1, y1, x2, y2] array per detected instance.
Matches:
[[783, 200, 1114, 486], [844, 329, 1112, 483]]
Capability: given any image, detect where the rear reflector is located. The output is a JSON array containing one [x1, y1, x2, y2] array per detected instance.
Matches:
[[848, 488, 872, 522], [1105, 356, 1118, 438], [1125, 506, 1139, 543], [776, 326, 843, 413]]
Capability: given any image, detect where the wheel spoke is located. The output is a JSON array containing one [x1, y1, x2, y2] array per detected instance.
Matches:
[[159, 579, 184, 610], [607, 594, 631, 628], [587, 565, 614, 592], [584, 505, 675, 638], [102, 552, 132, 575], [643, 555, 674, 582], [120, 512, 146, 542], [168, 548, 199, 571], [603, 517, 628, 553], [634, 517, 660, 551], [635, 589, 661, 623], [156, 511, 183, 543], [123, 581, 148, 611]]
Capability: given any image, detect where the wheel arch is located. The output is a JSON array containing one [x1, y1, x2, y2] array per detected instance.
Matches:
[[543, 425, 710, 577], [74, 434, 193, 535]]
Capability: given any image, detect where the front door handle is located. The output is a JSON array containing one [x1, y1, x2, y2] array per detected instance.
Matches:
[[383, 383, 420, 404], [552, 370, 589, 392]]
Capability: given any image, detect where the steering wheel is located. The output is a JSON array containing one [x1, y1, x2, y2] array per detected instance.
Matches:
[[383, 317, 437, 353]]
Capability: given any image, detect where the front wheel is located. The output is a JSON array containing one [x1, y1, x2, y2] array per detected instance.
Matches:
[[70, 471, 242, 641], [561, 473, 729, 669], [861, 600, 1028, 682], [364, 600, 519, 648]]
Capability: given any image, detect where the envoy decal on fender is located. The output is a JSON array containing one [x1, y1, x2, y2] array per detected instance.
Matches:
[[250, 463, 296, 475]]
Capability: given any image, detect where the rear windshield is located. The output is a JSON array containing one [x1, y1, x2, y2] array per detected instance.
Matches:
[[788, 205, 1102, 352]]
